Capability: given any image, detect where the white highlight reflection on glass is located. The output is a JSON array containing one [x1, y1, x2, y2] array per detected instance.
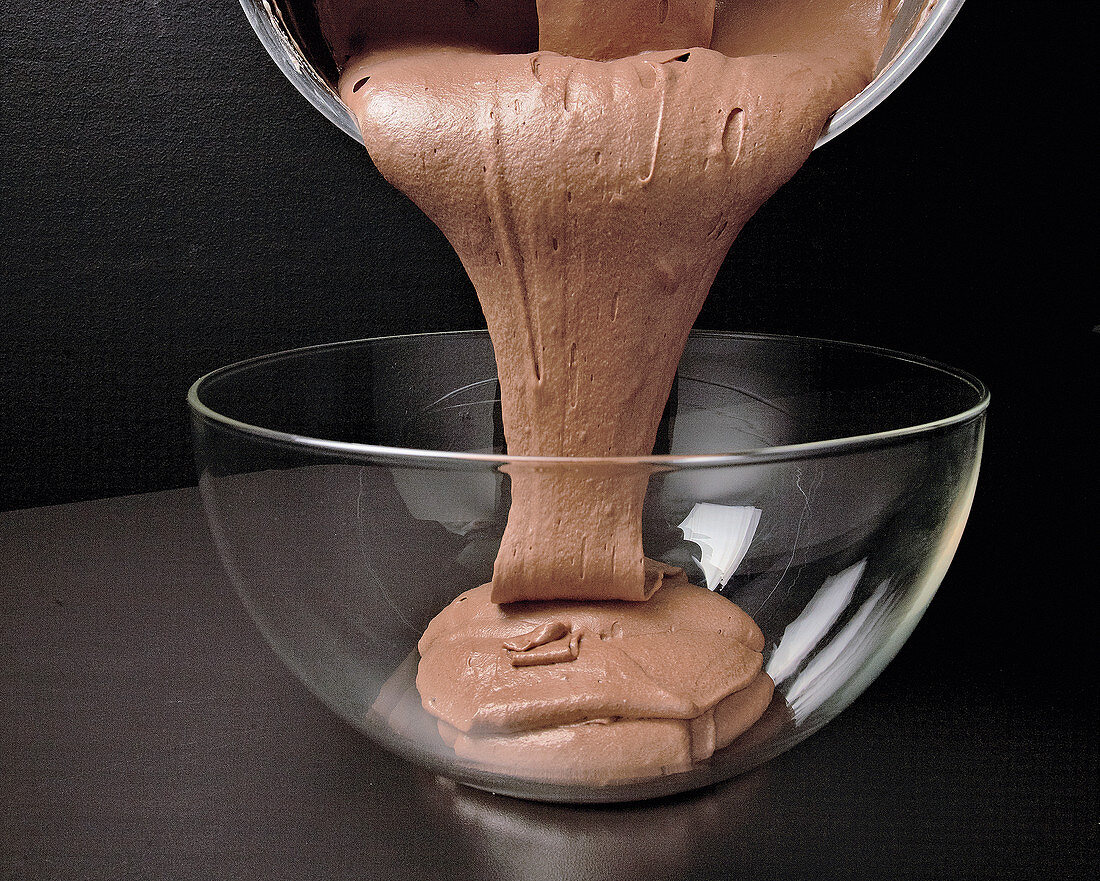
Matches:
[[678, 503, 762, 591], [766, 558, 867, 686], [391, 470, 500, 535], [785, 579, 897, 722]]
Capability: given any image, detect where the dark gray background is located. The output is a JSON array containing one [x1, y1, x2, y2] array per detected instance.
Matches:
[[1, 2, 1096, 875], [3, 0, 1095, 671], [2, 0, 1091, 511]]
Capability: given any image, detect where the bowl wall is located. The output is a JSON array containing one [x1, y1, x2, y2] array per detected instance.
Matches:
[[190, 331, 986, 801]]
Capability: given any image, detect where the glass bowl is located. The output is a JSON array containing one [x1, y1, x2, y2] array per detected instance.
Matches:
[[189, 330, 987, 802], [239, 0, 966, 148]]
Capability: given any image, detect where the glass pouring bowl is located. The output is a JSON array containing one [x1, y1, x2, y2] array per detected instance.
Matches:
[[238, 0, 966, 149], [189, 330, 987, 802]]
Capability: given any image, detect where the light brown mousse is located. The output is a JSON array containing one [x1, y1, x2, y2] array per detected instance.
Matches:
[[415, 572, 773, 783], [333, 0, 902, 781], [341, 43, 874, 602], [537, 0, 716, 61]]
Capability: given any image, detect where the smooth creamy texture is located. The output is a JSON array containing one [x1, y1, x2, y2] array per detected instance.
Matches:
[[537, 0, 716, 60], [342, 44, 873, 602], [712, 0, 897, 65], [412, 575, 773, 783], [327, 0, 902, 780]]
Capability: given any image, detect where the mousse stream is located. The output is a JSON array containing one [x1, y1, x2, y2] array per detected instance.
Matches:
[[330, 0, 901, 782]]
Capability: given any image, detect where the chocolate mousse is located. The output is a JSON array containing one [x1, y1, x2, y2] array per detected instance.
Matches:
[[416, 572, 773, 783], [323, 0, 903, 782]]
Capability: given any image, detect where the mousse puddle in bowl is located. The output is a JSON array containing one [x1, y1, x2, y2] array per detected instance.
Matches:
[[243, 1, 945, 790]]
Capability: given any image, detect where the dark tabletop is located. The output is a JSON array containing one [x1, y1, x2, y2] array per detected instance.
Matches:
[[1, 489, 1095, 881]]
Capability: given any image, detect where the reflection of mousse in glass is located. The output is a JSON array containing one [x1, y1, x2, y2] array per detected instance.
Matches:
[[294, 1, 908, 782]]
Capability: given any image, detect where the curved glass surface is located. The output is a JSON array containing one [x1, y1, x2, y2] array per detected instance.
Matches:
[[190, 331, 986, 801]]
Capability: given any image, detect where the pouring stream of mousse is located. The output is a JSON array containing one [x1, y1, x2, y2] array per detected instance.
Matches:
[[339, 1, 899, 605], [322, 1, 903, 782]]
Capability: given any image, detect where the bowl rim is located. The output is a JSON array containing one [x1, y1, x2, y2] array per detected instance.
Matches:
[[816, 0, 967, 147], [188, 330, 989, 467]]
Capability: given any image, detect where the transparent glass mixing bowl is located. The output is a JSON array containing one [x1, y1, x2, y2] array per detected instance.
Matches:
[[239, 0, 965, 148], [189, 330, 987, 802]]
